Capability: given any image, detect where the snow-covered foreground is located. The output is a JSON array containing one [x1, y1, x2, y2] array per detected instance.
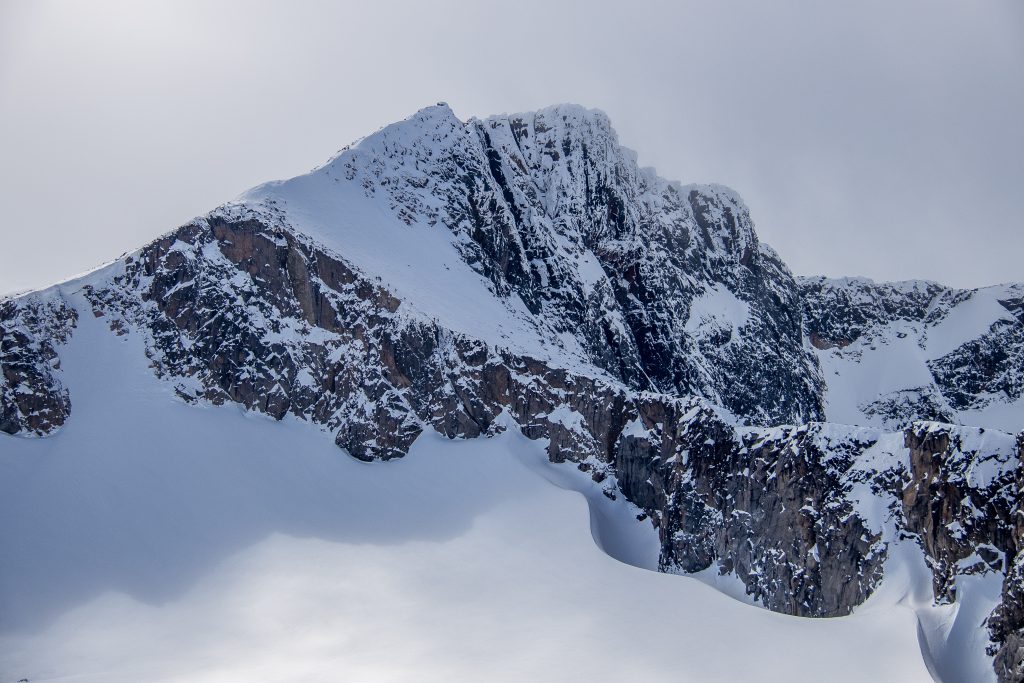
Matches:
[[0, 295, 935, 682]]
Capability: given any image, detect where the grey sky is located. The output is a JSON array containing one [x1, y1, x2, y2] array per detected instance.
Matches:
[[1, 0, 1021, 294]]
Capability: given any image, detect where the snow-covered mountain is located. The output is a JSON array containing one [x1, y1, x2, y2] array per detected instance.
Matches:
[[2, 103, 1022, 682], [801, 275, 1023, 431]]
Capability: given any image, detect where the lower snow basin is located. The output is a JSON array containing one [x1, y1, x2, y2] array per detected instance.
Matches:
[[0, 292, 934, 682]]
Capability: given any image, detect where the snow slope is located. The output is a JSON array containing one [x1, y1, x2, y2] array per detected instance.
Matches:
[[233, 104, 590, 368], [0, 285, 935, 682]]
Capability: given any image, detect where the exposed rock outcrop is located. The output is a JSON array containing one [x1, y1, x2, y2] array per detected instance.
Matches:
[[901, 423, 1019, 602], [987, 433, 1024, 682], [0, 294, 77, 436], [799, 275, 1024, 430]]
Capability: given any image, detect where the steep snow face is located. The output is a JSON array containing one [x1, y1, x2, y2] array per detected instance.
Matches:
[[801, 276, 1024, 431], [684, 283, 750, 338], [238, 103, 824, 425]]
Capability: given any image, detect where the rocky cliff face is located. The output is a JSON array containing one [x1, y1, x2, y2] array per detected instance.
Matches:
[[991, 433, 1024, 682], [615, 406, 890, 617], [2, 103, 1022, 681], [902, 423, 1020, 603], [463, 109, 822, 424], [800, 275, 1024, 430], [0, 295, 76, 436]]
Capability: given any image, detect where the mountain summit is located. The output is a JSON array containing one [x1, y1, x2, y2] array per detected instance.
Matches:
[[3, 104, 1023, 682]]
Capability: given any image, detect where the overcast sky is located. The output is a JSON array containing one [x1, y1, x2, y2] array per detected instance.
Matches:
[[1, 0, 1022, 294]]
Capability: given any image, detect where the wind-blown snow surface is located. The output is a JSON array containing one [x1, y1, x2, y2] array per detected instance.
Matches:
[[0, 294, 935, 681]]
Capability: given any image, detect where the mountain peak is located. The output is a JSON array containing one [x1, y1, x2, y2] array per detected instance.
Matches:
[[227, 102, 824, 426], [478, 103, 616, 136]]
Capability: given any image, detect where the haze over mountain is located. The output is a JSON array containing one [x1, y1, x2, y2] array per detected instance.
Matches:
[[2, 104, 1022, 682]]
